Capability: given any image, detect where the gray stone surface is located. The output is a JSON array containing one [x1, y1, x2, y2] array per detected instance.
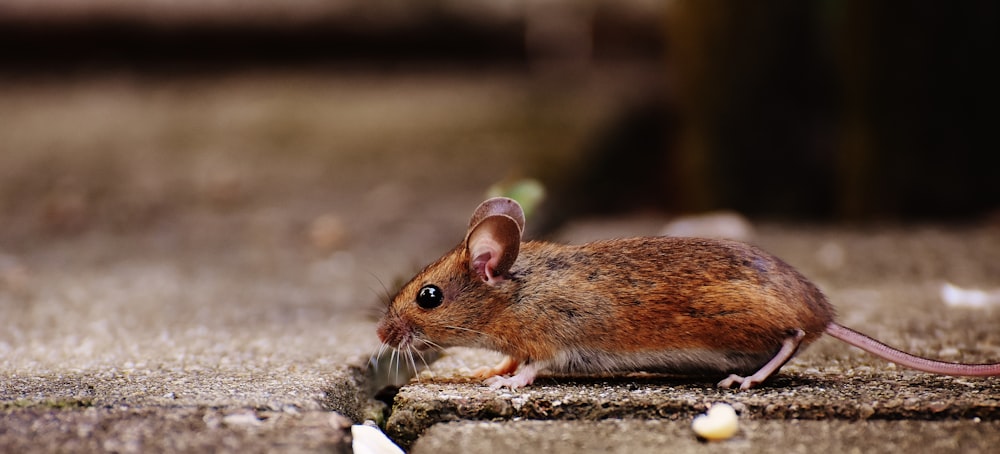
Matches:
[[0, 236, 375, 451], [387, 374, 1000, 448], [0, 253, 377, 416], [389, 374, 1000, 440], [411, 419, 1000, 454], [0, 406, 353, 454]]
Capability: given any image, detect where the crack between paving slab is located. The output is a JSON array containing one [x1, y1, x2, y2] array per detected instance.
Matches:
[[318, 363, 383, 424]]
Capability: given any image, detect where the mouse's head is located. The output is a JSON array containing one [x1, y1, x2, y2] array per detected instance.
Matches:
[[376, 197, 525, 353]]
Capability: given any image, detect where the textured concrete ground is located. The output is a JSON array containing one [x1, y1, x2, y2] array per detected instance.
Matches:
[[411, 419, 1000, 454], [2, 72, 998, 452]]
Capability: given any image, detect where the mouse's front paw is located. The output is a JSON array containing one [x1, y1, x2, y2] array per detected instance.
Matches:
[[484, 374, 531, 390], [472, 356, 520, 380], [483, 362, 539, 390]]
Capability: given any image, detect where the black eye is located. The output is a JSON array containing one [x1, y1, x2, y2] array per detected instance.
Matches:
[[416, 285, 444, 309]]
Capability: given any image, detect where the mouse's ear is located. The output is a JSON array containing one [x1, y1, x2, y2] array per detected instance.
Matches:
[[468, 197, 525, 234], [465, 198, 524, 285]]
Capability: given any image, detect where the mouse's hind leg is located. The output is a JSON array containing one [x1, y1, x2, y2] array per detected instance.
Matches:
[[717, 329, 805, 390]]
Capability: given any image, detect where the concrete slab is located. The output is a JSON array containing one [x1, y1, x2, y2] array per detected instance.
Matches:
[[0, 245, 373, 451], [0, 250, 380, 415], [0, 406, 353, 453], [411, 419, 1000, 454], [386, 375, 1000, 448]]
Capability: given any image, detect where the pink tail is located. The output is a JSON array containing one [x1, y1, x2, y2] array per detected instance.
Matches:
[[826, 323, 1000, 377]]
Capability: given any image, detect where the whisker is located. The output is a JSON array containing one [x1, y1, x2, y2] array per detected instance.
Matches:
[[391, 348, 400, 383], [443, 325, 490, 337], [367, 271, 395, 307], [406, 348, 420, 383], [368, 345, 381, 371], [365, 285, 387, 304], [371, 342, 392, 372], [413, 347, 434, 375], [421, 339, 446, 352]]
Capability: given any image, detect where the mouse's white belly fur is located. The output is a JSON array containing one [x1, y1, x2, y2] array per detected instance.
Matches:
[[542, 348, 775, 375]]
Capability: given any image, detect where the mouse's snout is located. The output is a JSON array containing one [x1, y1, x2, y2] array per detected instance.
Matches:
[[376, 314, 408, 348], [375, 318, 394, 344]]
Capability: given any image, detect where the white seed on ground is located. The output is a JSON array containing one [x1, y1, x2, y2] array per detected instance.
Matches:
[[940, 282, 1000, 308], [352, 424, 404, 454], [691, 403, 739, 441], [222, 411, 262, 427]]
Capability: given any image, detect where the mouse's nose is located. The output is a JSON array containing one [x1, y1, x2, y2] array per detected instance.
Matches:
[[375, 316, 403, 347]]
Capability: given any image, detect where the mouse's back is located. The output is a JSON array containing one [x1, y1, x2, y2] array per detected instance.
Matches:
[[503, 236, 835, 373]]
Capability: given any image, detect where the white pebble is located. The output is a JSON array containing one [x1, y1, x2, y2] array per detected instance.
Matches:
[[940, 282, 1000, 308], [352, 424, 404, 454], [222, 412, 261, 427], [691, 403, 739, 441]]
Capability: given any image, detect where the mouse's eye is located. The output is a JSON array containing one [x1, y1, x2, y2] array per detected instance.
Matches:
[[416, 284, 444, 309]]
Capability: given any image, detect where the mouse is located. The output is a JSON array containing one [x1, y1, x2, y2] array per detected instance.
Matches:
[[376, 197, 1000, 390]]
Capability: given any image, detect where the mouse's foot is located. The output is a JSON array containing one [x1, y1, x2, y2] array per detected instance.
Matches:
[[484, 363, 538, 390], [717, 329, 805, 390], [472, 356, 520, 380], [717, 374, 759, 390]]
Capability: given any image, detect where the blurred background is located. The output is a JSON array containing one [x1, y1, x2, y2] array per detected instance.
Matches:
[[1, 0, 998, 262]]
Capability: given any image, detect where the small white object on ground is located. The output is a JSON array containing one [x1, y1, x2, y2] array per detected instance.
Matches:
[[940, 282, 1000, 308], [221, 411, 262, 427], [660, 211, 754, 241], [352, 424, 404, 454], [691, 403, 739, 441]]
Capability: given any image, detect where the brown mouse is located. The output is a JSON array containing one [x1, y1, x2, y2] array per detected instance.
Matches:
[[376, 197, 1000, 390]]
